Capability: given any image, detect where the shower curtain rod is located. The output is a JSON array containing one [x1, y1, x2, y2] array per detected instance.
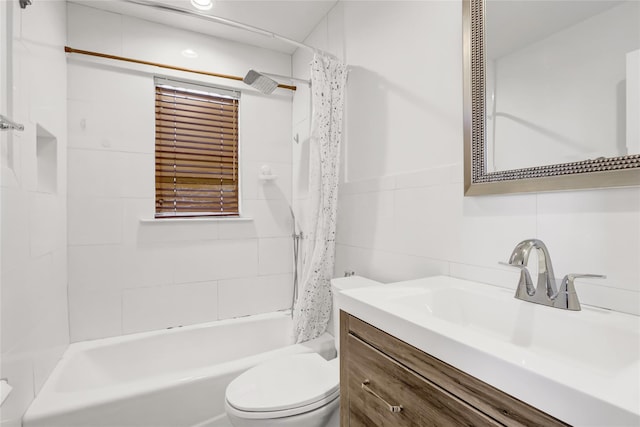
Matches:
[[63, 46, 297, 92], [122, 0, 335, 59]]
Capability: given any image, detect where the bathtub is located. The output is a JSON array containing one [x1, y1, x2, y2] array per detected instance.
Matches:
[[23, 311, 335, 427]]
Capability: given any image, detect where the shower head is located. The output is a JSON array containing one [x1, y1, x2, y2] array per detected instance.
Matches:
[[243, 70, 279, 94]]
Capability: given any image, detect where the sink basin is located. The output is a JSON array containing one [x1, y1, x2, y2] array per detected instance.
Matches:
[[337, 276, 640, 426]]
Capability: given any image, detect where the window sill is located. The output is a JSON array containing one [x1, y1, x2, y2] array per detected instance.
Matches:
[[139, 216, 253, 224]]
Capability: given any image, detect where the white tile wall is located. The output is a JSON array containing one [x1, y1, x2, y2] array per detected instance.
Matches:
[[66, 4, 123, 54], [242, 199, 294, 238], [68, 289, 123, 341], [218, 274, 293, 320], [122, 281, 219, 334], [28, 193, 62, 257], [218, 220, 259, 240], [68, 244, 127, 292], [67, 196, 124, 245], [333, 170, 640, 315], [172, 239, 259, 284], [66, 4, 295, 341], [293, 1, 640, 316], [259, 237, 294, 275], [536, 188, 640, 292], [1, 1, 69, 423], [241, 93, 294, 164]]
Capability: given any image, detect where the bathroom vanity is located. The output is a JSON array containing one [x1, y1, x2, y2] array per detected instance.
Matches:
[[336, 276, 640, 426], [340, 312, 566, 426]]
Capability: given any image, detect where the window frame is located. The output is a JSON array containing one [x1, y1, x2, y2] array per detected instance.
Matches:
[[154, 77, 241, 219]]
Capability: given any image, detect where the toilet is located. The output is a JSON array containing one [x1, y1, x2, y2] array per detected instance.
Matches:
[[224, 276, 380, 427]]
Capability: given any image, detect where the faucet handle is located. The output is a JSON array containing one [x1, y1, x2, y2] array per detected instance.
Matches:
[[557, 274, 606, 311], [561, 273, 606, 288]]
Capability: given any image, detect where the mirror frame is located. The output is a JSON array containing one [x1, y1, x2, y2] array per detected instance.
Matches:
[[463, 0, 640, 196]]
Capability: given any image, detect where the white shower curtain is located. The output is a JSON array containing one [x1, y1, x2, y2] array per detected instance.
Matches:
[[293, 53, 348, 343]]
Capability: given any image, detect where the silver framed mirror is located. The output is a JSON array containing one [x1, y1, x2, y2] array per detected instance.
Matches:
[[463, 0, 640, 196]]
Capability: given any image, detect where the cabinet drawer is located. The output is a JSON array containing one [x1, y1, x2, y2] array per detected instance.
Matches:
[[344, 333, 501, 427], [340, 312, 569, 427]]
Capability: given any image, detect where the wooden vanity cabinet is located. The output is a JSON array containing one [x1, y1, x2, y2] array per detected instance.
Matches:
[[339, 311, 569, 427]]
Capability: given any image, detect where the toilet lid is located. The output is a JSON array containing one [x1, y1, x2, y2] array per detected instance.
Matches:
[[226, 353, 339, 413]]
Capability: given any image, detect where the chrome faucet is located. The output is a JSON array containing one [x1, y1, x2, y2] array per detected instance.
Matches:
[[502, 239, 605, 311]]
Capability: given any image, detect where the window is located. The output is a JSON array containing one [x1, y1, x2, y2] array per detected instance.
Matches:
[[154, 78, 239, 218]]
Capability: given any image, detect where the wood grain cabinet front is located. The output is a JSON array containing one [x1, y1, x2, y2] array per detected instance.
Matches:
[[339, 311, 569, 427]]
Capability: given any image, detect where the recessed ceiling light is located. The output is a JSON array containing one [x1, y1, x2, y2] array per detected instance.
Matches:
[[190, 0, 213, 11], [181, 48, 198, 58]]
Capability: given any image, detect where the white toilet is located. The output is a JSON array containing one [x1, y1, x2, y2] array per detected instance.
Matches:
[[224, 276, 379, 427]]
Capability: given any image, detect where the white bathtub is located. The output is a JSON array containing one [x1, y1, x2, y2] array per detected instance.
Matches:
[[23, 311, 335, 427]]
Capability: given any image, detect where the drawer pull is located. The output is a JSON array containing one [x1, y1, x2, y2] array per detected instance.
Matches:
[[361, 379, 403, 413]]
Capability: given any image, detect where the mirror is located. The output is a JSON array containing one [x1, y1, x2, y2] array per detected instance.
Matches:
[[463, 0, 640, 195]]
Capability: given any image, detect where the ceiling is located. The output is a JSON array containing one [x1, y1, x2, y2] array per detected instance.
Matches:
[[69, 0, 338, 54]]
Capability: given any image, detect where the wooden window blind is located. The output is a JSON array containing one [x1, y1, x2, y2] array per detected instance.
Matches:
[[155, 79, 239, 218]]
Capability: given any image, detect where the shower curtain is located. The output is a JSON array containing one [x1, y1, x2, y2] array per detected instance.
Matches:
[[293, 53, 348, 343]]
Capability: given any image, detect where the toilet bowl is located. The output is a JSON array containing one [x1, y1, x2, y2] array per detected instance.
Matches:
[[224, 276, 380, 427], [225, 353, 340, 427]]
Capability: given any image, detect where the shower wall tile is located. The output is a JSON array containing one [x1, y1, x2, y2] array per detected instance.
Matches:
[[241, 93, 293, 164], [242, 161, 293, 202], [259, 237, 294, 275], [218, 220, 259, 240], [69, 289, 122, 342], [291, 83, 311, 127], [135, 218, 220, 244], [1, 265, 32, 352], [13, 298, 69, 393], [120, 245, 175, 290], [257, 164, 293, 201], [291, 46, 313, 126], [121, 14, 292, 79], [1, 188, 30, 271], [67, 75, 154, 154], [67, 3, 123, 55], [68, 244, 126, 292], [67, 149, 124, 197], [1, 356, 35, 427], [28, 192, 62, 258], [172, 239, 258, 284], [242, 199, 294, 238], [20, 0, 65, 45], [1, 2, 69, 423], [292, 120, 311, 202], [67, 196, 124, 246], [122, 281, 219, 334], [67, 4, 296, 341], [218, 274, 293, 320], [241, 162, 261, 201], [67, 61, 148, 104], [120, 153, 155, 198]]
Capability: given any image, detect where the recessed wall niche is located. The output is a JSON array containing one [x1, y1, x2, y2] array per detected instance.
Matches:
[[36, 124, 57, 193]]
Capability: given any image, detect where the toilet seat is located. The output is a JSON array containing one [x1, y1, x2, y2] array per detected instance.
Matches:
[[225, 353, 339, 420]]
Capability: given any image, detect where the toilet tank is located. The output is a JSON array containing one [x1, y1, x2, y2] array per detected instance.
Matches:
[[330, 276, 382, 351]]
